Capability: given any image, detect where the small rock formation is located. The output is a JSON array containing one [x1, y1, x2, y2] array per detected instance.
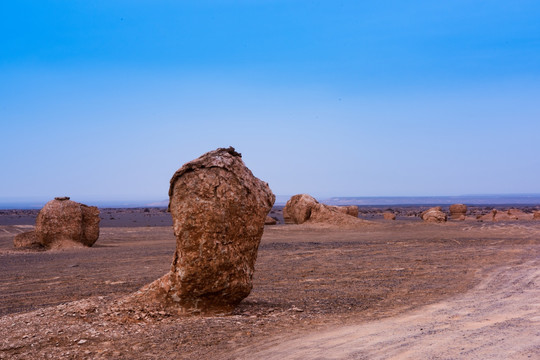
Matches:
[[478, 209, 531, 222], [265, 216, 277, 225], [13, 231, 42, 249], [534, 211, 540, 220], [449, 204, 467, 220], [14, 197, 100, 249], [383, 212, 396, 220], [328, 205, 359, 218], [283, 194, 318, 224], [420, 207, 447, 223], [507, 208, 528, 220], [35, 197, 100, 248], [283, 194, 370, 227], [132, 147, 275, 314]]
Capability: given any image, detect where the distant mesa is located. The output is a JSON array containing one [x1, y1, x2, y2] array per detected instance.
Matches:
[[283, 194, 369, 227], [420, 207, 447, 223], [449, 204, 467, 220], [13, 197, 100, 249], [128, 147, 275, 315]]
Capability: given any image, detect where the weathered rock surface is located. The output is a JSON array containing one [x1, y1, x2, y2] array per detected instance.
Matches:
[[507, 208, 528, 220], [449, 204, 467, 220], [420, 207, 447, 223], [283, 194, 370, 228], [35, 197, 100, 248], [383, 212, 396, 220], [478, 209, 531, 222], [328, 205, 359, 218], [283, 194, 318, 224], [534, 211, 540, 220], [265, 216, 277, 225], [133, 147, 275, 314], [13, 231, 42, 249]]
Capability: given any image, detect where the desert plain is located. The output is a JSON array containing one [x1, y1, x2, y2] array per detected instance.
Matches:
[[1, 206, 540, 359]]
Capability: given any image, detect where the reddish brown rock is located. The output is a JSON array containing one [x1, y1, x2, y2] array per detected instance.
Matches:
[[478, 209, 531, 222], [283, 194, 318, 224], [534, 211, 540, 220], [383, 212, 396, 220], [307, 203, 370, 227], [35, 197, 100, 248], [449, 204, 467, 220], [265, 216, 277, 225], [329, 205, 359, 218], [420, 207, 447, 223], [13, 231, 42, 249], [133, 147, 275, 314], [507, 208, 528, 220], [282, 206, 293, 224]]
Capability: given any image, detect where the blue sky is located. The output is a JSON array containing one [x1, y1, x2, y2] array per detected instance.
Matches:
[[1, 1, 540, 203]]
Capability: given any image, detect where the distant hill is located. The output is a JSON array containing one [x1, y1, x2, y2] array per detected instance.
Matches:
[[321, 194, 540, 206]]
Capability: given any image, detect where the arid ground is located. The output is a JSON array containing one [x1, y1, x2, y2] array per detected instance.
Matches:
[[1, 208, 540, 359]]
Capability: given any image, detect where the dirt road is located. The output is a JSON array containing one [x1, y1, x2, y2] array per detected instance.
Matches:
[[234, 259, 540, 359]]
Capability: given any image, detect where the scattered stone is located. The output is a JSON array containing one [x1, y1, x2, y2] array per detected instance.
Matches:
[[449, 204, 467, 220], [383, 212, 396, 220], [420, 207, 447, 223], [130, 147, 275, 314]]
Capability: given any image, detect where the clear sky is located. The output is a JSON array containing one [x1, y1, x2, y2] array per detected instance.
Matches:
[[1, 1, 540, 204]]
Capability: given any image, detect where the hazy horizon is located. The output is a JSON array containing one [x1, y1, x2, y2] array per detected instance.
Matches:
[[2, 193, 540, 210], [2, 1, 539, 201]]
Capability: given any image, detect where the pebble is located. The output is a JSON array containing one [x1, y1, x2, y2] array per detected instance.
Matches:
[[77, 339, 87, 345]]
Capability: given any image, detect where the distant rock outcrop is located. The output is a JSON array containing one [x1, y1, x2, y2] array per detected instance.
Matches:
[[35, 197, 100, 248], [132, 147, 275, 314], [478, 209, 531, 222], [265, 216, 277, 225], [449, 204, 467, 220], [420, 207, 447, 223], [328, 205, 359, 218], [383, 212, 396, 220], [283, 194, 369, 227], [534, 211, 540, 220], [283, 194, 318, 224], [14, 197, 100, 249]]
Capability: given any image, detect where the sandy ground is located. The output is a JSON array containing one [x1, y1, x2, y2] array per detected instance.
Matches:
[[233, 259, 540, 359], [1, 211, 540, 359]]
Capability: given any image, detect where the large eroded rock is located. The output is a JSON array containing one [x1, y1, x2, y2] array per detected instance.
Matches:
[[134, 147, 275, 314], [35, 197, 100, 248]]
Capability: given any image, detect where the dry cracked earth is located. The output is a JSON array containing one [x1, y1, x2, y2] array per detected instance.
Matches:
[[1, 208, 540, 359]]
